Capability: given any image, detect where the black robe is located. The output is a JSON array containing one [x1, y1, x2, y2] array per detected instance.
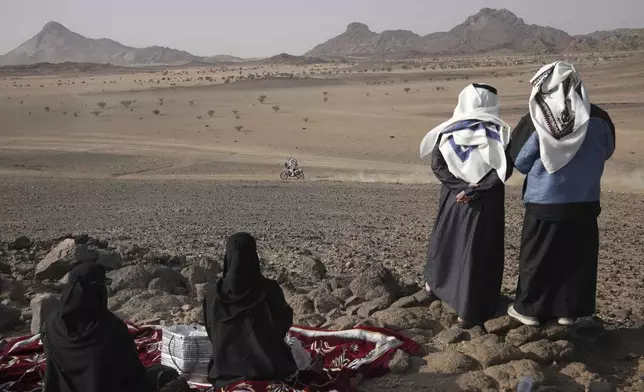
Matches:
[[43, 262, 151, 392], [508, 105, 615, 319], [424, 139, 511, 323], [204, 233, 297, 389]]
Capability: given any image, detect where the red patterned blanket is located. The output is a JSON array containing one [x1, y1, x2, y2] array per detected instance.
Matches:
[[0, 323, 419, 392]]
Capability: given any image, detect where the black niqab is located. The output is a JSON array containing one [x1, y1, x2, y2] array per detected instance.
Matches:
[[204, 233, 297, 389], [43, 262, 149, 392]]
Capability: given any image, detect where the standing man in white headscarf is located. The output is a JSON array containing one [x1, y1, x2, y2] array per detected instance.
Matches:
[[419, 83, 512, 329], [507, 61, 615, 327]]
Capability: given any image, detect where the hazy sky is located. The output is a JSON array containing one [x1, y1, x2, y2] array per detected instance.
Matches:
[[1, 0, 642, 58]]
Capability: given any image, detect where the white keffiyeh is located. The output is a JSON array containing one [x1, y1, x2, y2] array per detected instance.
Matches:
[[419, 84, 511, 184], [529, 61, 591, 173]]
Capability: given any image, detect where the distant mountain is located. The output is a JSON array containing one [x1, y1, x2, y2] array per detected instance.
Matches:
[[306, 8, 642, 57], [0, 22, 249, 66], [563, 29, 644, 53], [265, 53, 327, 65], [200, 54, 247, 63]]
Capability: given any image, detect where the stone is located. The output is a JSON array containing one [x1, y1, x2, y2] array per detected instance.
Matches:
[[194, 283, 210, 302], [483, 359, 547, 390], [345, 304, 361, 316], [148, 277, 174, 293], [116, 291, 190, 323], [519, 339, 575, 364], [331, 287, 352, 301], [421, 350, 480, 374], [30, 293, 60, 334], [466, 326, 487, 340], [35, 239, 97, 280], [505, 325, 542, 346], [0, 262, 11, 274], [9, 236, 32, 250], [388, 349, 410, 374], [412, 289, 436, 306], [0, 278, 25, 301], [332, 315, 359, 330], [95, 249, 122, 270], [107, 265, 152, 293], [344, 295, 365, 307], [108, 288, 146, 311], [559, 362, 600, 388], [389, 296, 418, 309], [295, 314, 326, 328], [454, 371, 498, 391], [0, 303, 21, 330], [437, 327, 467, 344], [286, 294, 315, 316], [371, 307, 442, 332], [188, 255, 221, 276], [540, 323, 570, 341], [183, 308, 203, 325], [180, 265, 216, 286], [357, 299, 389, 318], [145, 265, 188, 294], [459, 334, 524, 368], [348, 264, 400, 302], [588, 381, 617, 392], [428, 300, 458, 328], [314, 294, 343, 314], [484, 315, 520, 335], [303, 257, 326, 280]]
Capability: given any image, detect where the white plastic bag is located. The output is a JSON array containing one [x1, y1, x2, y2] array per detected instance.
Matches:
[[161, 325, 211, 383], [290, 339, 312, 370]]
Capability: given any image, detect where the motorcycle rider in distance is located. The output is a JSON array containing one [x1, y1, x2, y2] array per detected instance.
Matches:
[[284, 157, 299, 176]]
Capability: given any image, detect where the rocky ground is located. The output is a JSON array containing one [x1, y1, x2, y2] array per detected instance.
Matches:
[[1, 178, 643, 391]]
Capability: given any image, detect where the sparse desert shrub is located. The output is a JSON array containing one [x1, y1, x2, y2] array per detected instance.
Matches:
[[303, 117, 309, 123], [73, 112, 79, 117], [20, 100, 23, 104], [235, 125, 244, 132], [366, 93, 370, 96], [404, 88, 411, 93], [153, 109, 160, 116], [63, 111, 67, 115], [120, 100, 133, 109], [158, 98, 164, 105], [257, 95, 267, 104], [272, 106, 280, 113], [189, 101, 195, 106], [322, 92, 328, 96], [97, 102, 106, 109], [207, 110, 215, 117], [385, 92, 389, 96], [235, 115, 241, 120], [44, 107, 50, 112], [323, 97, 328, 103], [232, 110, 239, 115], [403, 80, 409, 84], [196, 116, 203, 120], [91, 111, 101, 116]]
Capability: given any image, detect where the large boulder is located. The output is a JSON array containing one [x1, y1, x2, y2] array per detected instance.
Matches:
[[107, 265, 152, 293], [314, 293, 343, 314], [0, 303, 21, 330], [116, 291, 190, 323], [302, 256, 327, 281], [371, 307, 442, 332], [348, 264, 401, 302], [180, 265, 216, 287], [0, 278, 25, 301], [286, 294, 315, 317], [145, 265, 188, 294], [108, 288, 147, 311], [388, 349, 410, 374], [35, 239, 97, 280], [30, 293, 61, 334], [95, 249, 122, 270]]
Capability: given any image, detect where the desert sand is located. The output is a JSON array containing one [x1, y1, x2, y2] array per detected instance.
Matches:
[[1, 55, 643, 390]]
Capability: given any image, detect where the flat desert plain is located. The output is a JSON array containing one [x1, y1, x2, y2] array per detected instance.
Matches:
[[1, 56, 643, 390]]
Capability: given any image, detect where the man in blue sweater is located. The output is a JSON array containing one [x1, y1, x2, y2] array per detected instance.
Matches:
[[507, 61, 615, 327]]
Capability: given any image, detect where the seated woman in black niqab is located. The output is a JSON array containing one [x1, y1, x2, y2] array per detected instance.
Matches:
[[42, 262, 177, 392], [204, 232, 297, 389]]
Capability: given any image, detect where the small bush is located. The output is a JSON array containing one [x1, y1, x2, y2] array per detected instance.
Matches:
[[272, 106, 280, 113], [73, 112, 79, 117], [235, 125, 244, 132], [235, 115, 240, 120], [207, 110, 215, 117], [158, 98, 164, 105], [303, 117, 309, 123], [323, 97, 328, 103], [91, 111, 101, 116], [232, 110, 239, 115], [97, 102, 106, 109], [120, 100, 133, 109], [257, 95, 267, 104], [196, 116, 202, 120], [153, 109, 160, 116], [404, 88, 411, 93], [189, 100, 195, 106], [44, 107, 50, 112], [322, 92, 328, 96]]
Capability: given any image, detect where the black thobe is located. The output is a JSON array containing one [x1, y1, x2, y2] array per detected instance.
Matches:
[[509, 105, 615, 319], [43, 262, 152, 392], [424, 140, 511, 323], [204, 233, 297, 390]]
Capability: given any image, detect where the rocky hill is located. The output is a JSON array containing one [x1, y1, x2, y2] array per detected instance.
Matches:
[[306, 8, 642, 58]]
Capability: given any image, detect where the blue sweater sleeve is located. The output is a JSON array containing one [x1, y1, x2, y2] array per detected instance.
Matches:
[[601, 119, 616, 160], [514, 132, 540, 175]]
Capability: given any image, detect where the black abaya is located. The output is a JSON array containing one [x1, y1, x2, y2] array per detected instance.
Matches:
[[424, 140, 511, 323], [43, 262, 151, 392], [204, 233, 297, 390]]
